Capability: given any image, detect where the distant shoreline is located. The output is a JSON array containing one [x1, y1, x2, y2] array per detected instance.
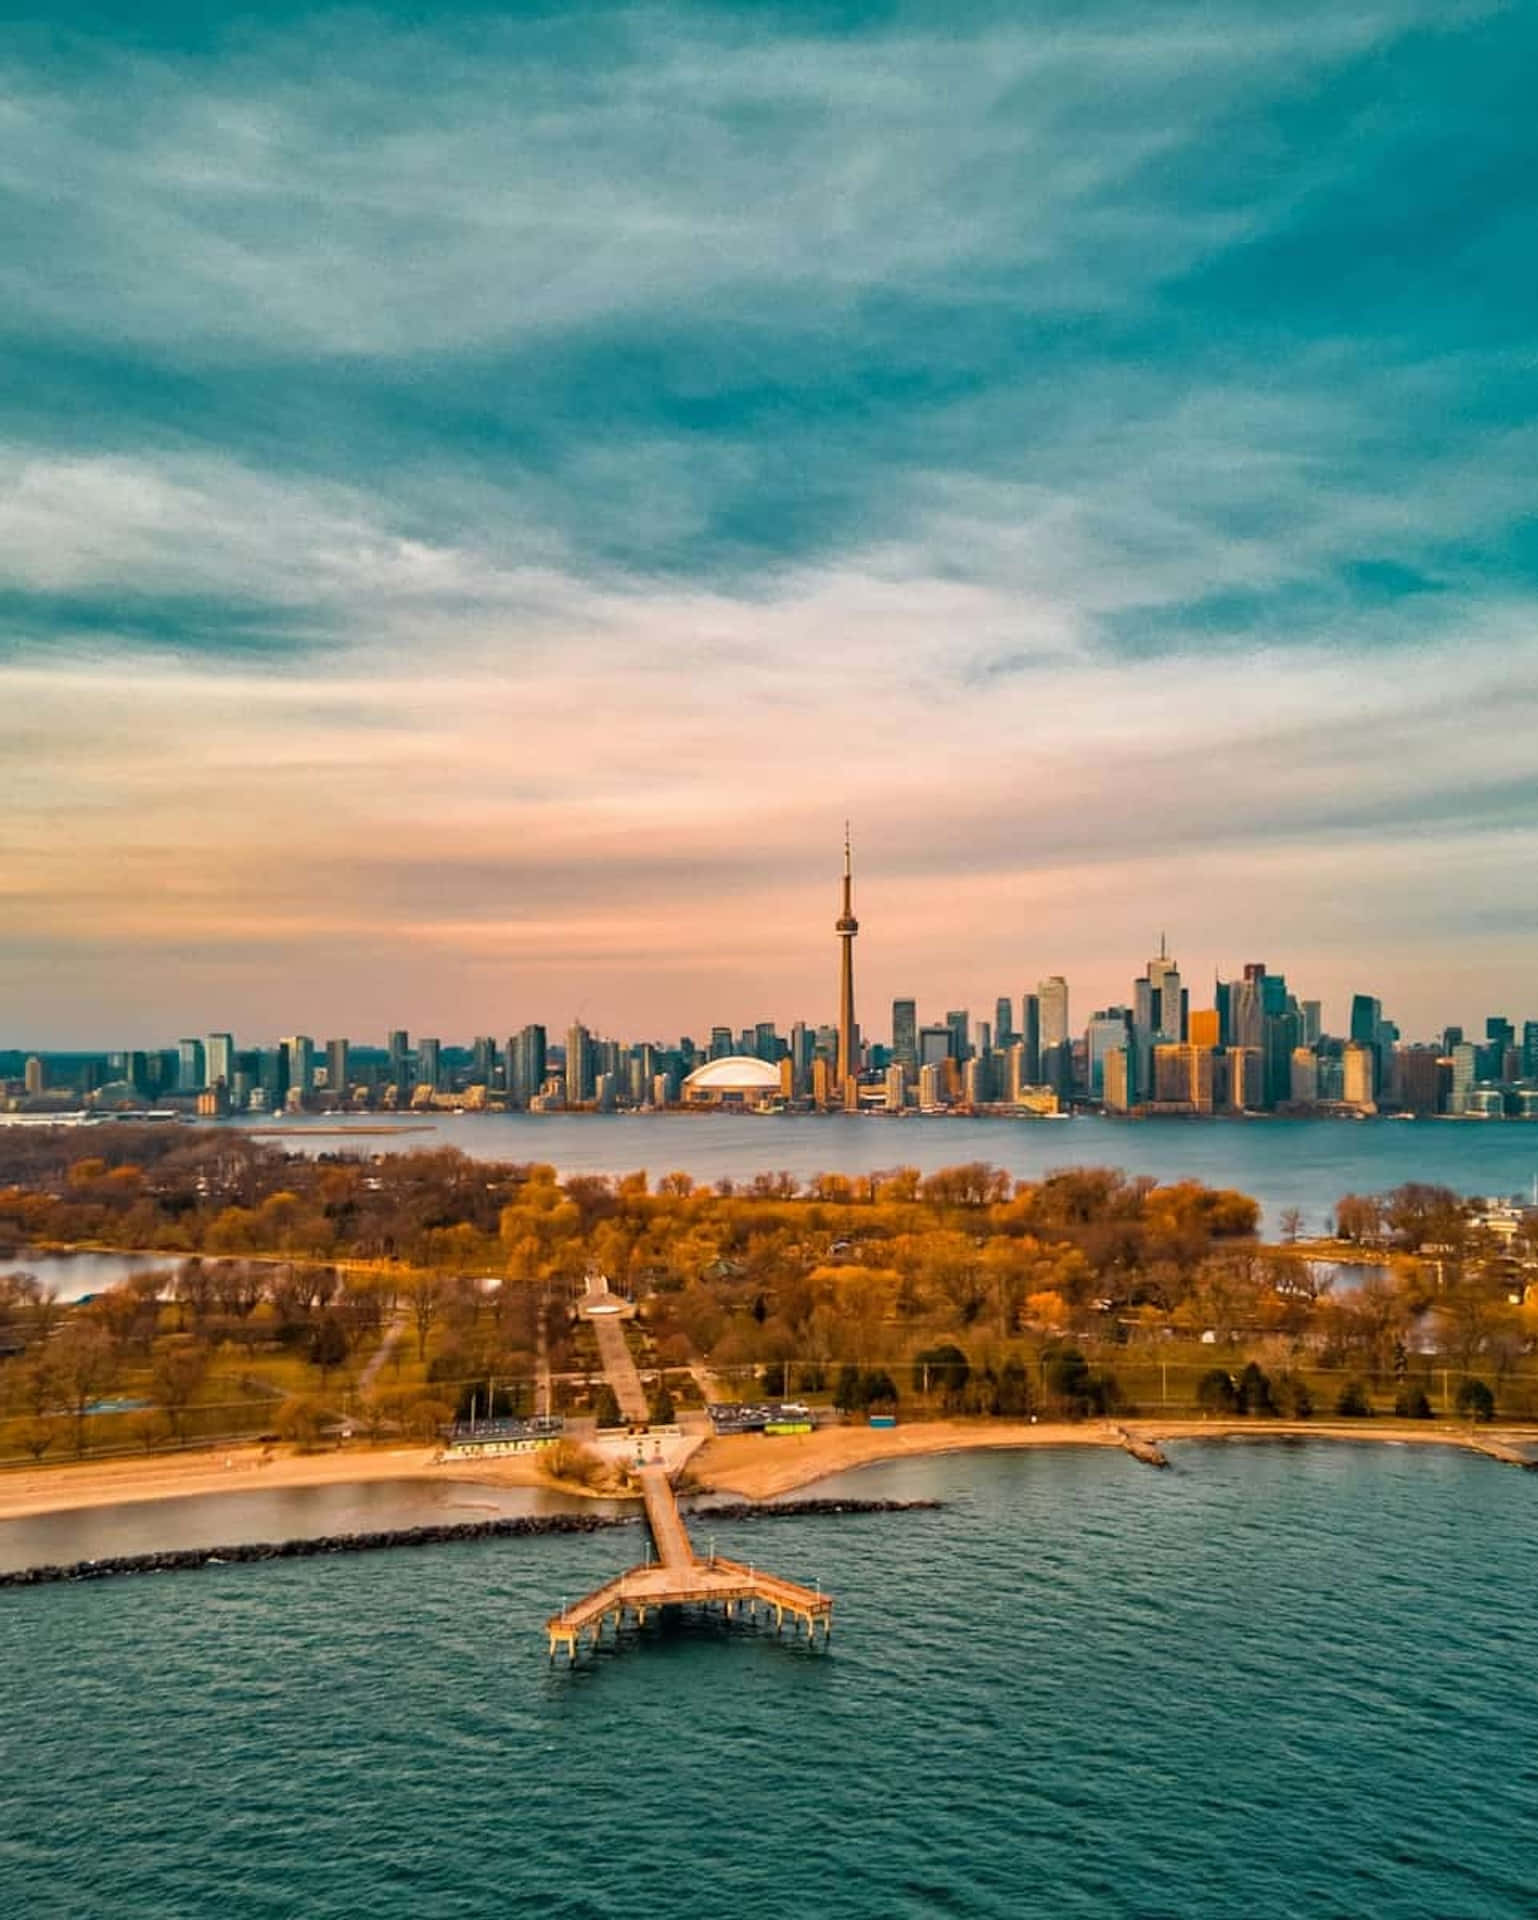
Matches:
[[0, 1418, 1533, 1535]]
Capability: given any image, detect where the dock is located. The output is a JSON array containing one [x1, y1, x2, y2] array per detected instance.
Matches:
[[545, 1274, 833, 1661]]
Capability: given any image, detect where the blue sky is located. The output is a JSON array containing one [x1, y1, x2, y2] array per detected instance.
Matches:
[[2, 1, 1535, 1044]]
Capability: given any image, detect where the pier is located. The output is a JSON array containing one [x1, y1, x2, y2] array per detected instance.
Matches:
[[545, 1275, 833, 1660]]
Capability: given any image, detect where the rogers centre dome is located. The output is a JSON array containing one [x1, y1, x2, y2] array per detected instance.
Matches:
[[681, 1055, 784, 1106]]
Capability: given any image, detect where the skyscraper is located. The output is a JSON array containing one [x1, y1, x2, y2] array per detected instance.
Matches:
[[945, 1010, 970, 1061], [509, 1024, 546, 1106], [205, 1032, 235, 1092], [281, 1035, 315, 1104], [994, 996, 1015, 1048], [566, 1023, 593, 1106], [418, 1037, 442, 1091], [325, 1037, 350, 1100], [1020, 994, 1041, 1083], [891, 999, 917, 1075], [1038, 977, 1069, 1050], [835, 825, 859, 1095], [177, 1037, 205, 1092]]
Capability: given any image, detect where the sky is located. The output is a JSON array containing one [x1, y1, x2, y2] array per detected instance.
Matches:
[[3, 0, 1536, 1049]]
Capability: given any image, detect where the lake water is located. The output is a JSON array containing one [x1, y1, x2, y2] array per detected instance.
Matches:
[[1, 1442, 1533, 1917], [232, 1110, 1538, 1233], [0, 1476, 606, 1575], [0, 1247, 180, 1303]]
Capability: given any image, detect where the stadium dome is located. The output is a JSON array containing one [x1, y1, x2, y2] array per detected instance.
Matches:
[[681, 1055, 783, 1105]]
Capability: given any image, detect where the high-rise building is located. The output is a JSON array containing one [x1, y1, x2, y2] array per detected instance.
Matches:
[[891, 999, 917, 1075], [177, 1038, 205, 1092], [1523, 1021, 1538, 1079], [281, 1035, 315, 1105], [943, 1008, 969, 1060], [1449, 1043, 1477, 1116], [471, 1036, 497, 1086], [418, 1037, 442, 1092], [1299, 1000, 1323, 1047], [205, 1032, 235, 1092], [1020, 994, 1041, 1083], [1349, 995, 1381, 1044], [918, 1062, 946, 1109], [1342, 1043, 1377, 1112], [507, 1026, 546, 1106], [1188, 1008, 1220, 1049], [1102, 1047, 1131, 1114], [1289, 1047, 1319, 1106], [1086, 1009, 1131, 1097], [1397, 1045, 1443, 1115], [1038, 977, 1069, 1051], [994, 996, 1015, 1048], [325, 1037, 350, 1100], [835, 826, 860, 1097], [566, 1023, 594, 1106], [709, 1027, 733, 1060], [24, 1056, 43, 1096], [884, 1063, 905, 1112], [918, 1025, 953, 1067], [387, 1029, 410, 1090]]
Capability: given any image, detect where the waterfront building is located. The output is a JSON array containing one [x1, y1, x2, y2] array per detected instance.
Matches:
[[962, 1056, 987, 1106], [1038, 976, 1069, 1050], [508, 1024, 547, 1106], [994, 996, 1015, 1048], [1289, 1047, 1319, 1106], [945, 1010, 971, 1061], [1449, 1043, 1477, 1116], [1020, 993, 1040, 1083], [918, 1061, 946, 1110], [387, 1029, 410, 1088], [471, 1035, 497, 1086], [566, 1024, 594, 1106], [1299, 999, 1323, 1046], [1188, 1007, 1220, 1049], [1086, 1008, 1132, 1097], [325, 1037, 350, 1101], [177, 1038, 205, 1092], [1228, 1045, 1264, 1112], [23, 1056, 43, 1095], [206, 1032, 235, 1094], [1397, 1044, 1444, 1115], [1102, 1047, 1130, 1113], [1153, 1043, 1215, 1113], [1523, 1021, 1538, 1078], [1342, 1043, 1377, 1113], [884, 1063, 905, 1112], [417, 1036, 442, 1093], [918, 1023, 952, 1067], [891, 999, 917, 1075]]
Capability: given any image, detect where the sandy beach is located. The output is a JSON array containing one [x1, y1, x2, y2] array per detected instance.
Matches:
[[1, 1416, 1533, 1527]]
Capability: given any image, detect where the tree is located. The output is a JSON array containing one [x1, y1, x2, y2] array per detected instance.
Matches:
[[648, 1378, 676, 1425], [912, 1343, 971, 1404], [309, 1313, 350, 1381], [151, 1341, 208, 1443], [1196, 1368, 1238, 1415], [405, 1272, 444, 1361], [1334, 1379, 1372, 1417], [594, 1383, 623, 1428], [1279, 1207, 1304, 1244], [1273, 1372, 1313, 1419], [1393, 1385, 1433, 1419], [991, 1356, 1033, 1418], [1455, 1377, 1495, 1423], [51, 1320, 118, 1456], [277, 1396, 326, 1448], [1235, 1361, 1274, 1417]]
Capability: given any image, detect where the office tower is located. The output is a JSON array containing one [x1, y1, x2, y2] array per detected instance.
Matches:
[[1524, 1022, 1538, 1079], [918, 1062, 946, 1109], [509, 1025, 547, 1106], [418, 1037, 442, 1092], [205, 1032, 235, 1092], [1155, 1044, 1215, 1114], [884, 1063, 905, 1112], [471, 1036, 497, 1086], [281, 1036, 315, 1105], [1398, 1045, 1443, 1114], [977, 1020, 992, 1057], [753, 1022, 781, 1063], [835, 826, 860, 1095], [594, 1072, 616, 1112], [1289, 1047, 1319, 1105], [1188, 1007, 1220, 1049], [325, 1037, 350, 1099], [1005, 1041, 1027, 1103], [1349, 995, 1381, 1044], [566, 1023, 593, 1106], [791, 1020, 813, 1076], [1085, 1009, 1131, 1097], [944, 1010, 970, 1061], [1299, 1000, 1322, 1047], [24, 1057, 43, 1095], [1102, 1048, 1130, 1114], [918, 1024, 953, 1067], [1442, 1025, 1464, 1054], [1229, 1046, 1264, 1111], [891, 999, 918, 1076], [1449, 1043, 1477, 1115], [962, 1056, 988, 1106], [1020, 994, 1040, 1083], [1486, 1015, 1515, 1050], [1231, 970, 1264, 1050], [1343, 1044, 1377, 1111], [709, 1026, 733, 1060], [994, 996, 1015, 1048], [1147, 938, 1183, 1041], [1038, 977, 1069, 1050], [387, 1029, 410, 1089], [176, 1038, 205, 1092]]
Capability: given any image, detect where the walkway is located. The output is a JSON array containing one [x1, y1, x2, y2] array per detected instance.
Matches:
[[547, 1270, 833, 1662]]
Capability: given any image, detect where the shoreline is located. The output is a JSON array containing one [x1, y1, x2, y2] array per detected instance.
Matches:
[[1, 1417, 1534, 1528]]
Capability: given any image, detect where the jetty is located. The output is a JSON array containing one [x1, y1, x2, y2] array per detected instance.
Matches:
[[545, 1275, 833, 1661]]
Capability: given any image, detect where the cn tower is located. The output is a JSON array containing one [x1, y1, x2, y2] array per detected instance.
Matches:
[[836, 822, 859, 1096]]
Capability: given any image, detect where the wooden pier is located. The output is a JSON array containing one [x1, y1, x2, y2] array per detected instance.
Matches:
[[545, 1274, 833, 1661]]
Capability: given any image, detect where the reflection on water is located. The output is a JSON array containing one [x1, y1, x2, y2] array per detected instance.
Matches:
[[0, 1477, 610, 1574]]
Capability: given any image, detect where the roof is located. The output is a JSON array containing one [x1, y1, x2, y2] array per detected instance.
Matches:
[[682, 1054, 782, 1092]]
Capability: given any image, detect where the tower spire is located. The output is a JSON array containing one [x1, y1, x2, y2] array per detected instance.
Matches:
[[835, 824, 859, 1103]]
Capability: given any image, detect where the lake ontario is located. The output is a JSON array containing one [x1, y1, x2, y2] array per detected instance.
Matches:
[[2, 1443, 1535, 1918], [231, 1109, 1538, 1233]]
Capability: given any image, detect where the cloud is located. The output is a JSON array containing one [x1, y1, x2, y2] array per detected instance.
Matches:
[[1, 0, 1536, 1041]]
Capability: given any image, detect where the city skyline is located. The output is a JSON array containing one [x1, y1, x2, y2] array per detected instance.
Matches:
[[4, 3, 1537, 1042]]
